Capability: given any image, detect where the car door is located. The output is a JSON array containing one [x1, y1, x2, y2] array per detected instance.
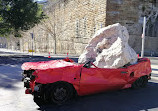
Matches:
[[79, 66, 128, 96]]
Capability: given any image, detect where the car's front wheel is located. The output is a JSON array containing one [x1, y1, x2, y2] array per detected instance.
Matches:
[[49, 82, 74, 105]]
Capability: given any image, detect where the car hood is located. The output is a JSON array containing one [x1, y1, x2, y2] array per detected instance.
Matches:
[[21, 60, 76, 70]]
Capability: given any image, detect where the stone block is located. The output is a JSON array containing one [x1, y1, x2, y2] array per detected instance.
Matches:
[[78, 23, 138, 68]]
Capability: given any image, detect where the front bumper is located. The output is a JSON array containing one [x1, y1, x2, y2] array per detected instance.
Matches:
[[24, 77, 31, 88], [23, 77, 34, 94], [22, 70, 36, 94]]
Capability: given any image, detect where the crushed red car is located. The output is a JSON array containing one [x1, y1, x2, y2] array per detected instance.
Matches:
[[21, 57, 151, 104]]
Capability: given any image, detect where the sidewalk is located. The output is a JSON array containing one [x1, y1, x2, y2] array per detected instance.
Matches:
[[147, 57, 158, 82], [0, 48, 79, 58]]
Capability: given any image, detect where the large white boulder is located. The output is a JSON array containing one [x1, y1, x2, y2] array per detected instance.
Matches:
[[78, 23, 138, 68]]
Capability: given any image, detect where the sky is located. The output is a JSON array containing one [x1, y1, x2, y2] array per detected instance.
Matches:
[[33, 0, 48, 3]]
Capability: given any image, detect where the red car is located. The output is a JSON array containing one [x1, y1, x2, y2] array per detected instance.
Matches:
[[22, 57, 151, 104]]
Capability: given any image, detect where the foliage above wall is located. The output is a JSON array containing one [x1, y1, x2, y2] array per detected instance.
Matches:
[[0, 0, 45, 37]]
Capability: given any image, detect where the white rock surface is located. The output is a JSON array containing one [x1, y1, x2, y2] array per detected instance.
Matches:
[[78, 23, 138, 68]]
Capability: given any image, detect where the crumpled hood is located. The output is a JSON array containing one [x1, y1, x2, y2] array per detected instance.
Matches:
[[21, 60, 75, 70]]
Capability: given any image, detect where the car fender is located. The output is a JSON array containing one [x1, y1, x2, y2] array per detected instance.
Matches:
[[32, 65, 82, 94]]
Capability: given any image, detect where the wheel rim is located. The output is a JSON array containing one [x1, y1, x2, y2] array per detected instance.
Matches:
[[51, 85, 69, 104], [54, 87, 67, 101], [49, 83, 74, 104]]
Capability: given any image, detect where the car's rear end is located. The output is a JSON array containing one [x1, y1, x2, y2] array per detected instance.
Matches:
[[126, 57, 151, 88]]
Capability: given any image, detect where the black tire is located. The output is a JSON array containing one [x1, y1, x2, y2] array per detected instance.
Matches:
[[33, 85, 47, 105], [49, 82, 74, 105], [141, 76, 148, 87], [33, 95, 45, 106], [132, 76, 148, 89]]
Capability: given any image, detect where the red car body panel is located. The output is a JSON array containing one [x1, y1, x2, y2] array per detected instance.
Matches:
[[33, 65, 82, 93], [22, 58, 151, 96], [21, 59, 75, 70], [79, 58, 151, 95], [79, 67, 128, 95]]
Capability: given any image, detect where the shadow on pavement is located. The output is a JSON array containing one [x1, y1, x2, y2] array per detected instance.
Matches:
[[152, 68, 158, 71], [0, 64, 22, 89], [36, 82, 158, 111]]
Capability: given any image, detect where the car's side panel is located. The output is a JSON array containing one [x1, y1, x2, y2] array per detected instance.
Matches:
[[78, 58, 151, 96], [33, 65, 82, 94], [79, 67, 128, 96]]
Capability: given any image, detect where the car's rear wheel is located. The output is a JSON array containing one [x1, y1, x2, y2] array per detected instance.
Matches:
[[49, 82, 74, 105], [132, 76, 148, 89], [141, 76, 148, 87]]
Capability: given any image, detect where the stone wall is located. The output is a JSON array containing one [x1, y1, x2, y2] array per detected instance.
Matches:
[[20, 0, 107, 55], [106, 0, 141, 35], [129, 34, 158, 56], [0, 36, 20, 50], [0, 37, 7, 48], [20, 0, 158, 55], [100, 0, 158, 56]]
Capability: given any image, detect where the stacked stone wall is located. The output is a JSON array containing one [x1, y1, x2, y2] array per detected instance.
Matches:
[[20, 0, 158, 55], [129, 35, 158, 56], [20, 0, 107, 55], [106, 0, 141, 35]]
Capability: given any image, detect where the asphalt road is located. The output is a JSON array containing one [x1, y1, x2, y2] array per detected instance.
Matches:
[[0, 50, 158, 111]]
